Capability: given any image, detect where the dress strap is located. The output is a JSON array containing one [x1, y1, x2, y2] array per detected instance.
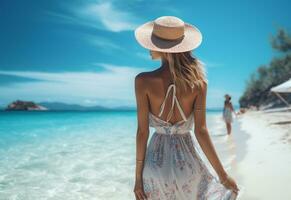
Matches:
[[158, 83, 187, 122]]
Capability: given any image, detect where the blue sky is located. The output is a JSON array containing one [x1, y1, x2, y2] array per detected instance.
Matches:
[[0, 0, 290, 108]]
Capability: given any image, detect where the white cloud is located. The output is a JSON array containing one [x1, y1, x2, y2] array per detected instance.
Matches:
[[49, 1, 140, 32], [0, 64, 148, 107], [0, 68, 240, 108], [81, 2, 139, 32]]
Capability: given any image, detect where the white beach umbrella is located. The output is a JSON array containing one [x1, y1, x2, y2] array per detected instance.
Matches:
[[270, 78, 291, 93], [270, 78, 291, 107]]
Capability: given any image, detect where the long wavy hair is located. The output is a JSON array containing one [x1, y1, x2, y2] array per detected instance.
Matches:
[[162, 51, 207, 92]]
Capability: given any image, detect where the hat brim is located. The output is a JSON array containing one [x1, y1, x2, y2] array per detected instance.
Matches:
[[134, 21, 202, 53]]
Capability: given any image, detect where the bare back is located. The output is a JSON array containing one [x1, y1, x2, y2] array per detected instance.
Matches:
[[138, 68, 199, 125]]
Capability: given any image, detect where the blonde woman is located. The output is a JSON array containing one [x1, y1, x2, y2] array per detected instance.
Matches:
[[133, 16, 239, 200]]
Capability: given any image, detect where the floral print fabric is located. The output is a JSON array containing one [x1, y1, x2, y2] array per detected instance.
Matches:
[[142, 112, 236, 200]]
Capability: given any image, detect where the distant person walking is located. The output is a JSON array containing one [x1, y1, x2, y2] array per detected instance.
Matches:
[[223, 94, 236, 135]]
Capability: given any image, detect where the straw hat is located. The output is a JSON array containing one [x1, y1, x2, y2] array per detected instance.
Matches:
[[134, 16, 202, 53]]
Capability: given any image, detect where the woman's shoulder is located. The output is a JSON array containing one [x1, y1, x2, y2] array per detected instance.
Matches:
[[194, 81, 207, 94], [136, 67, 161, 77], [135, 71, 159, 91], [135, 69, 161, 84]]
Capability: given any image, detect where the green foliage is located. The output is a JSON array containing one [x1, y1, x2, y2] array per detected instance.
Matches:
[[239, 28, 291, 108], [271, 28, 291, 52]]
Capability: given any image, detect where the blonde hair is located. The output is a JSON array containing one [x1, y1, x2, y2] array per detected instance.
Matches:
[[162, 51, 207, 92]]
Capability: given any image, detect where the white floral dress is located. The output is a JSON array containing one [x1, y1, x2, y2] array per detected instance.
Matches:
[[142, 83, 237, 200]]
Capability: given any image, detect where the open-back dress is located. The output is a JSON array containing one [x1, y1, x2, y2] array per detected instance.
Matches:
[[142, 83, 237, 200]]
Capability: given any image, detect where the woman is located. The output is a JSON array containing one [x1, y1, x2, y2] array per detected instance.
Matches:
[[133, 16, 239, 200], [223, 94, 236, 135]]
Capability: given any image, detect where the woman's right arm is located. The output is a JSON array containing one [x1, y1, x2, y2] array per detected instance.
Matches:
[[193, 84, 228, 180], [133, 73, 150, 200], [193, 83, 239, 194]]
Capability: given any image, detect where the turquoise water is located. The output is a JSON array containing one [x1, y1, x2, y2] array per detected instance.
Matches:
[[0, 111, 235, 200]]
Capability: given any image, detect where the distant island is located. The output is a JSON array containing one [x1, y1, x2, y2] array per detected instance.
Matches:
[[2, 101, 229, 112], [1, 101, 136, 111], [38, 101, 135, 111], [5, 100, 48, 111]]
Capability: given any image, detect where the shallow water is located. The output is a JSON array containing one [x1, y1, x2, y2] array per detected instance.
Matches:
[[0, 111, 236, 200]]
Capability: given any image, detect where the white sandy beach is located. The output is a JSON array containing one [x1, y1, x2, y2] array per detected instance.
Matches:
[[226, 109, 291, 200]]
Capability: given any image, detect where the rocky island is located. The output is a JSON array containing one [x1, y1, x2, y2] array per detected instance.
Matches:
[[5, 100, 48, 111]]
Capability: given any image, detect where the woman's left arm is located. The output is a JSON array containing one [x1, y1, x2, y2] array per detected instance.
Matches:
[[193, 83, 227, 181]]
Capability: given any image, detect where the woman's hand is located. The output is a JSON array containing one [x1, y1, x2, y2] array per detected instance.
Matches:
[[220, 174, 240, 195], [134, 179, 148, 200]]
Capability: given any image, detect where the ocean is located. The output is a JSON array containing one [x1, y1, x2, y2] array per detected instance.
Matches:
[[0, 111, 237, 200]]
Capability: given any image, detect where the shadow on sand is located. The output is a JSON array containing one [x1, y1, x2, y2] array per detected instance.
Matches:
[[271, 120, 291, 125]]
